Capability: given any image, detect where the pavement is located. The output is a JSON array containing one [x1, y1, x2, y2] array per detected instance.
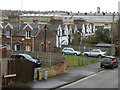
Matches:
[[2, 62, 104, 90]]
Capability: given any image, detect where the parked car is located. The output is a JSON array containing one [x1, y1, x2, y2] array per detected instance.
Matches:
[[62, 47, 81, 56], [83, 49, 106, 58], [100, 56, 119, 69], [11, 54, 41, 67]]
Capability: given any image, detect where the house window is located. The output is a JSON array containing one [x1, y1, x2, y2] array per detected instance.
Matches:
[[6, 29, 11, 38], [15, 44, 20, 51], [7, 44, 10, 50], [26, 30, 31, 39], [26, 45, 31, 52]]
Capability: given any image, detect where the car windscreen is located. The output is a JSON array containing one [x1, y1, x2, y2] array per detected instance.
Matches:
[[23, 54, 33, 59]]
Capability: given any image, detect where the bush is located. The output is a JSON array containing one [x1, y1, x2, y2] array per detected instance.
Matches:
[[54, 47, 61, 53]]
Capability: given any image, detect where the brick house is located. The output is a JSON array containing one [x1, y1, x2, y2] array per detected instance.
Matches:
[[1, 22, 56, 52]]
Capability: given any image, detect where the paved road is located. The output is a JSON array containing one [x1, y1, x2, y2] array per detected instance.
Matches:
[[60, 68, 118, 89]]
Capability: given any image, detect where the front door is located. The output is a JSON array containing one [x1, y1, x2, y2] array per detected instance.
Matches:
[[17, 45, 20, 51]]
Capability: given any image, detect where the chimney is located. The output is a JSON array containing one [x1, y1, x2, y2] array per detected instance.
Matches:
[[2, 18, 9, 24], [97, 7, 100, 13], [50, 17, 63, 25], [33, 18, 38, 23], [8, 12, 20, 23]]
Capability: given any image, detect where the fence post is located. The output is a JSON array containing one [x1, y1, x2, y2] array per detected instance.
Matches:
[[50, 52, 52, 67], [45, 71, 47, 80], [83, 46, 86, 65], [78, 56, 80, 65]]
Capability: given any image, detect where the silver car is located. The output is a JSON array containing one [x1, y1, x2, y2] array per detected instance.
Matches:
[[83, 49, 107, 58], [62, 47, 81, 56]]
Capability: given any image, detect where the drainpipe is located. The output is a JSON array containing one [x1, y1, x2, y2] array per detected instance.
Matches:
[[32, 37, 34, 52], [11, 31, 13, 53]]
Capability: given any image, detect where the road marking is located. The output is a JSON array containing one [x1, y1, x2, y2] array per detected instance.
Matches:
[[60, 70, 105, 88]]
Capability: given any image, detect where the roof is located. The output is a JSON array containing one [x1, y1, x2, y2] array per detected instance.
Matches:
[[2, 23, 45, 37], [95, 43, 115, 47], [46, 24, 60, 34], [0, 23, 3, 28], [5, 23, 13, 29]]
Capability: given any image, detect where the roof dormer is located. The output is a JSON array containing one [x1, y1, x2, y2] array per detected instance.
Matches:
[[23, 24, 33, 39], [4, 23, 13, 38]]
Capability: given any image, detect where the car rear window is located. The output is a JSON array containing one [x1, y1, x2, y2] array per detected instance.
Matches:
[[103, 57, 114, 61]]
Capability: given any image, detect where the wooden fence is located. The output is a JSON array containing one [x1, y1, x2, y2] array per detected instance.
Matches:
[[3, 58, 34, 86]]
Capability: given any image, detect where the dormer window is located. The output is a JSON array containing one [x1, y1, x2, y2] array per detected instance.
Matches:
[[6, 29, 11, 38], [26, 30, 31, 39]]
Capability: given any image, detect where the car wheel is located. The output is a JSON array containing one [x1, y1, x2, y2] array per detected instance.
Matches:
[[62, 52, 66, 55], [84, 54, 88, 57], [74, 53, 77, 56], [111, 65, 114, 69], [116, 64, 118, 68], [100, 64, 104, 68], [98, 55, 102, 58]]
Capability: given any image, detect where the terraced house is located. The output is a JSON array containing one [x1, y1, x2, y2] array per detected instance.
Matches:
[[1, 22, 56, 52]]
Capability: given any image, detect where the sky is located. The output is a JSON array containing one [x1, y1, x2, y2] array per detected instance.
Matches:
[[0, 0, 120, 13]]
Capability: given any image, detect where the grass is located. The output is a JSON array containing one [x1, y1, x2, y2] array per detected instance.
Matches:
[[64, 55, 101, 67]]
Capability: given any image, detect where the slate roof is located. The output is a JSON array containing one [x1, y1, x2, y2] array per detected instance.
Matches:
[[46, 24, 59, 34], [2, 23, 45, 37]]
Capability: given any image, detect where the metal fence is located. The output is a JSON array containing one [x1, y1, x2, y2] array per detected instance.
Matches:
[[7, 51, 65, 67], [62, 45, 111, 54]]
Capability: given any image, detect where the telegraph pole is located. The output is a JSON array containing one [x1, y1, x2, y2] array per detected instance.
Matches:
[[111, 14, 114, 56], [21, 0, 23, 14], [44, 25, 47, 52]]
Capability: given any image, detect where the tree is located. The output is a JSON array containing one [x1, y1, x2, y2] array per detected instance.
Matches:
[[72, 32, 81, 45], [95, 28, 111, 43]]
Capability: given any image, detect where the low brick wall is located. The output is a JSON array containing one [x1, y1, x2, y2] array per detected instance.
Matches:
[[34, 64, 66, 81]]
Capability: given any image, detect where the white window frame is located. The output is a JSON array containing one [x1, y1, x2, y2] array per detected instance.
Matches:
[[7, 44, 11, 50], [26, 30, 31, 39], [26, 45, 31, 52], [6, 29, 11, 38], [15, 45, 17, 51]]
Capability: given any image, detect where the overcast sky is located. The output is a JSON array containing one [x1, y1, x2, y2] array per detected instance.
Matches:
[[0, 0, 120, 13]]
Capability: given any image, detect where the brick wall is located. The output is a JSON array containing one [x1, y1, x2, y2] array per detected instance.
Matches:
[[34, 64, 66, 81]]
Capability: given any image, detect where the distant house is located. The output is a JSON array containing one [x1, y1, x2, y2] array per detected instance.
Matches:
[[48, 17, 69, 48], [74, 18, 96, 37], [47, 24, 69, 48]]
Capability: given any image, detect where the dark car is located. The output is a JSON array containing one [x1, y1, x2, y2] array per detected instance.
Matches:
[[100, 56, 118, 69], [11, 54, 41, 67]]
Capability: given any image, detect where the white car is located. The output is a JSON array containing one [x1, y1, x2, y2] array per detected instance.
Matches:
[[83, 49, 107, 58], [62, 47, 81, 56]]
